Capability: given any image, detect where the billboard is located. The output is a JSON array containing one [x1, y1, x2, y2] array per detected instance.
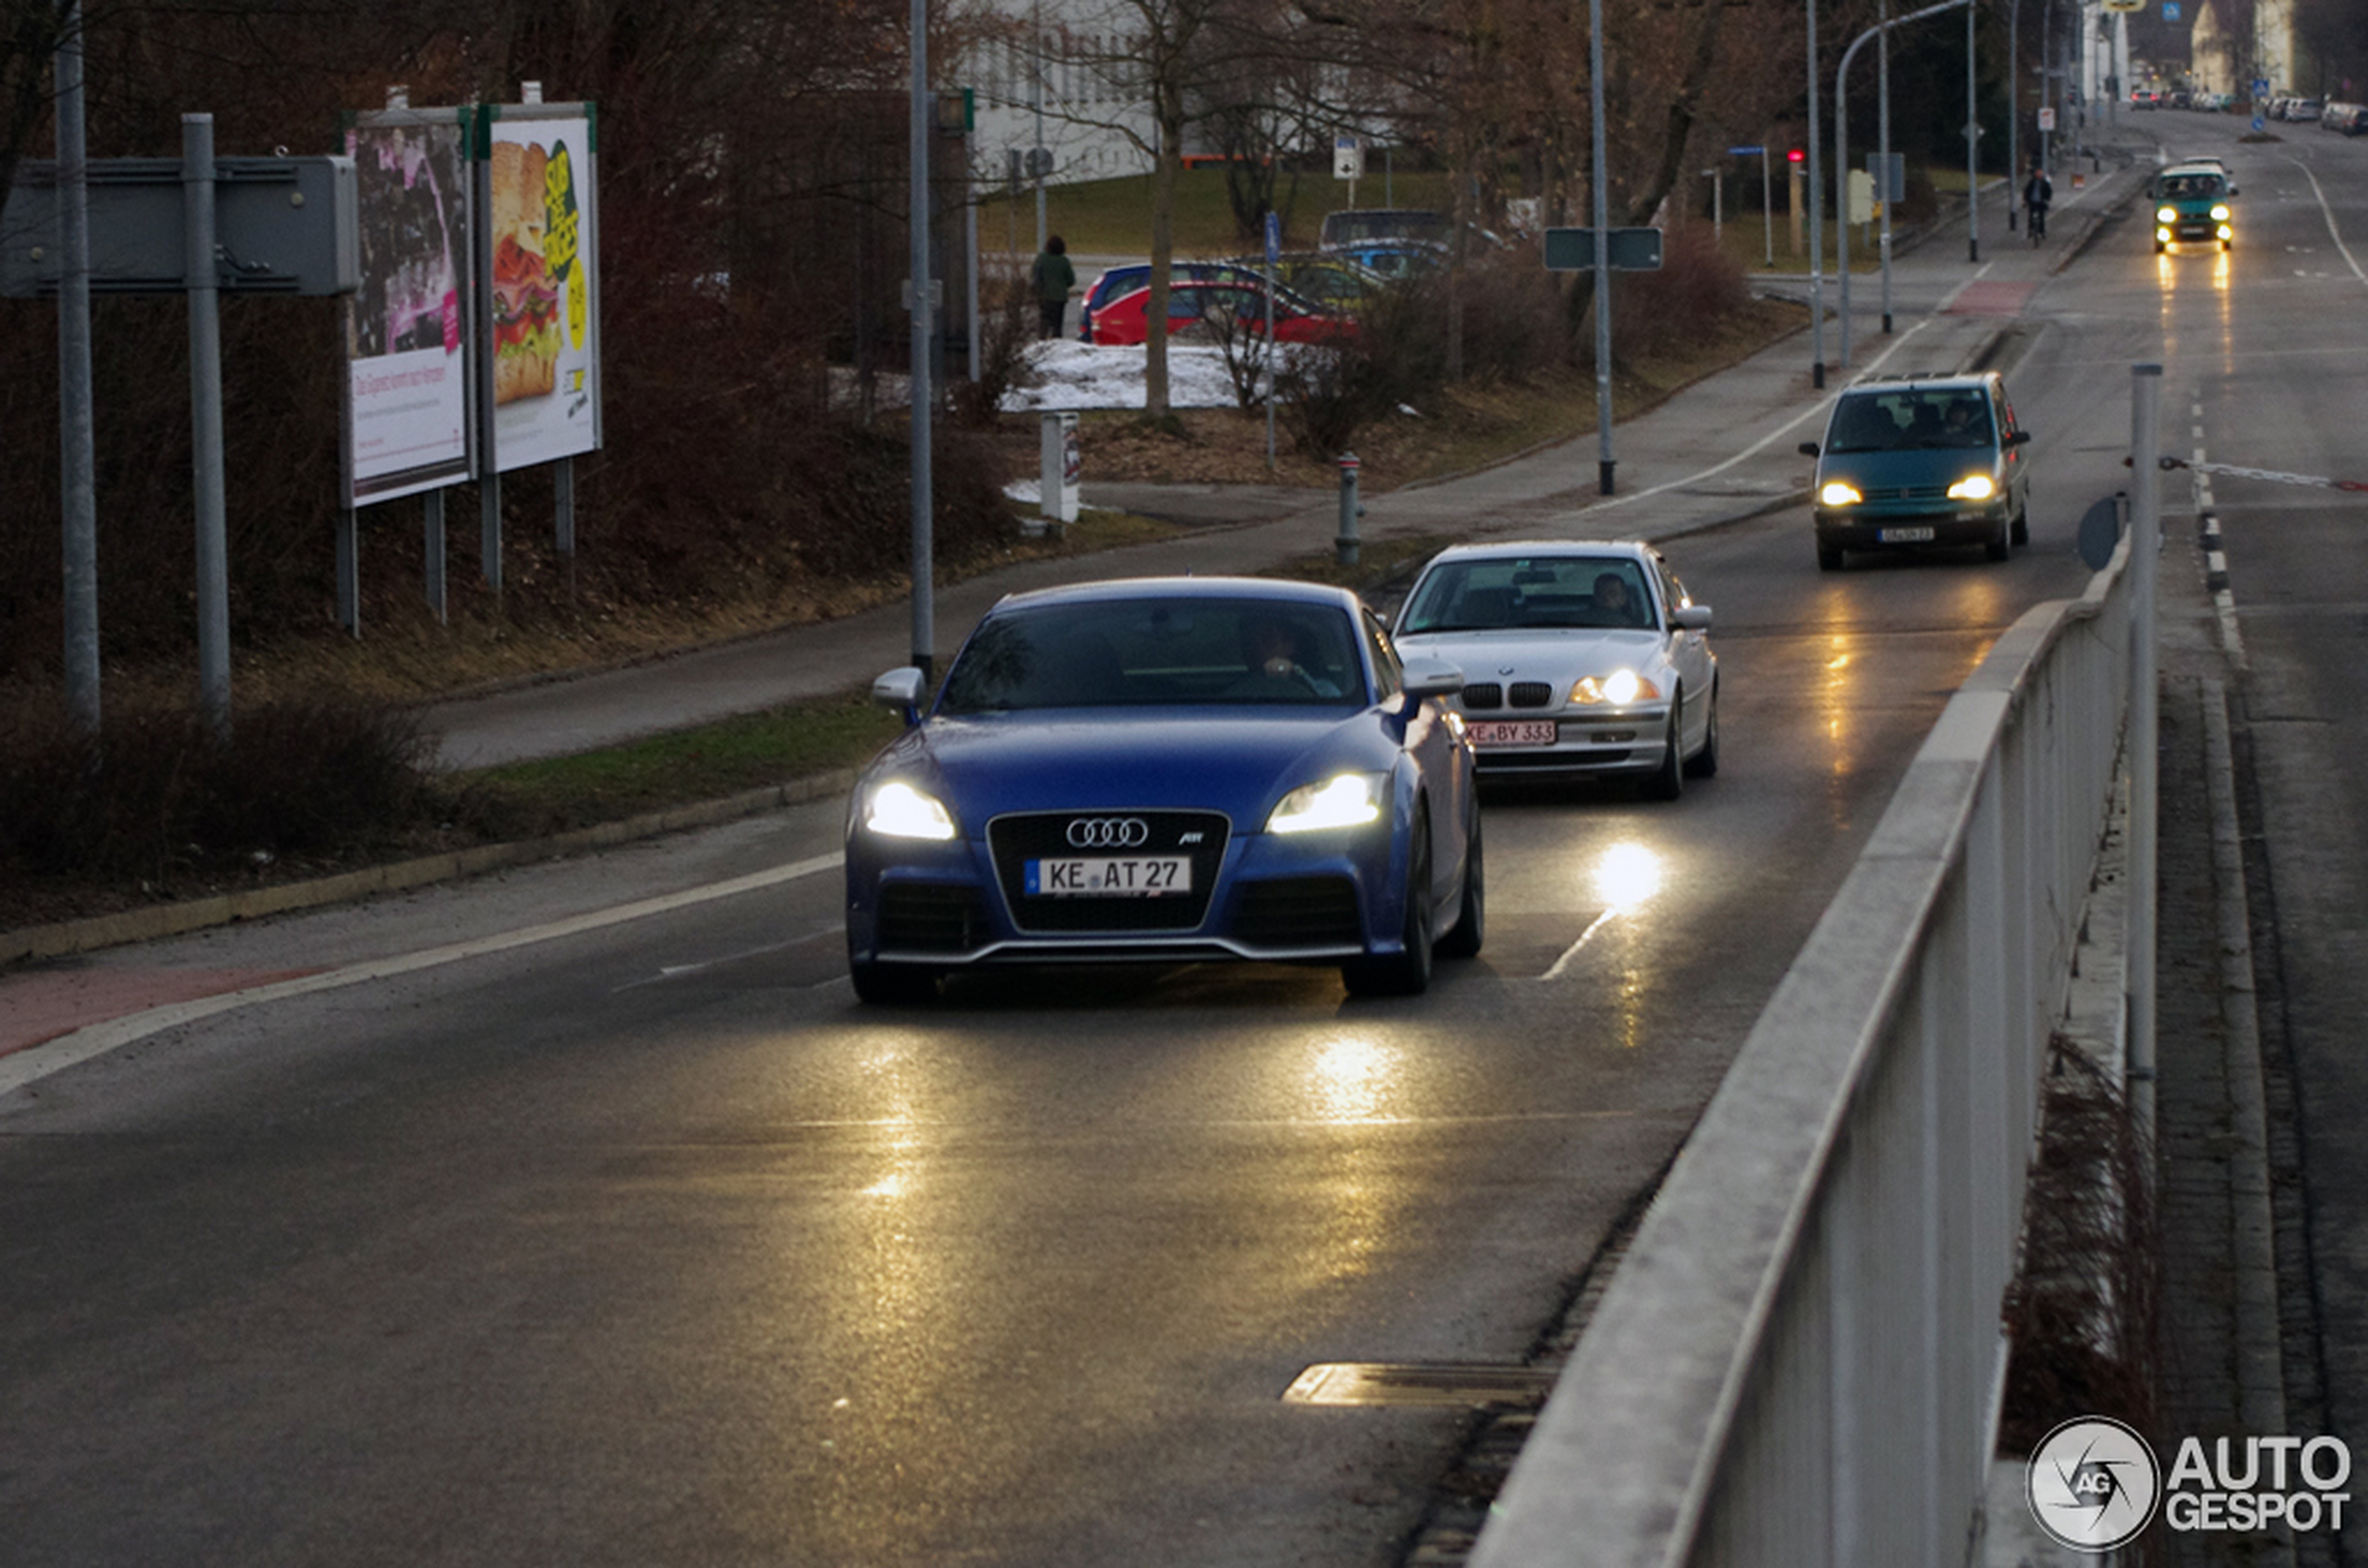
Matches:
[[342, 110, 473, 505], [482, 106, 600, 474]]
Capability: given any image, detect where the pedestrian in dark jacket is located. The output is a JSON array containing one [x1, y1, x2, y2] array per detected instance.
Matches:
[[1032, 235, 1076, 338]]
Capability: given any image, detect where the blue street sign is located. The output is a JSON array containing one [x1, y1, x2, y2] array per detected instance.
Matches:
[[2253, 116, 2266, 131], [1728, 145, 1765, 156], [2163, 1, 2180, 17], [1264, 210, 1281, 266]]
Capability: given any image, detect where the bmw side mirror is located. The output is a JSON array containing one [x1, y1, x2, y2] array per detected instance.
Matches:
[[1670, 605, 1713, 632], [1798, 441, 1821, 458], [872, 667, 927, 725]]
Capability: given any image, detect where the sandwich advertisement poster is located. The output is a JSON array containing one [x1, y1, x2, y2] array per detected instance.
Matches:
[[484, 109, 600, 473], [342, 112, 473, 506]]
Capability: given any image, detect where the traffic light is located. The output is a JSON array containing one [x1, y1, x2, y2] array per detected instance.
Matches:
[[1787, 147, 1806, 165]]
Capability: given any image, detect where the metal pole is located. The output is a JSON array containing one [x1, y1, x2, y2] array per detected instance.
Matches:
[[1590, 0, 1615, 492], [1809, 0, 1825, 389], [1762, 149, 1773, 267], [2008, 0, 2021, 231], [1032, 0, 1046, 254], [1880, 0, 1894, 333], [2128, 362, 2162, 1128], [56, 0, 100, 739], [1839, 42, 1852, 367], [184, 114, 231, 738], [910, 0, 936, 684], [424, 488, 447, 625], [1967, 0, 1980, 263]]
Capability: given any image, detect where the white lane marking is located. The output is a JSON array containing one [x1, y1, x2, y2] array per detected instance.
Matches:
[[2291, 160, 2368, 286], [0, 852, 846, 1095], [1582, 314, 1940, 516], [1539, 909, 1619, 981]]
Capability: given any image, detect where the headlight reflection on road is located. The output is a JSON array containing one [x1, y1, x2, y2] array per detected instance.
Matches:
[[1590, 841, 1665, 913], [1304, 1036, 1402, 1124]]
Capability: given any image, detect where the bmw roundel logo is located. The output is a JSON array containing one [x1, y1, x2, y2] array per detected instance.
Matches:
[[1067, 817, 1150, 849]]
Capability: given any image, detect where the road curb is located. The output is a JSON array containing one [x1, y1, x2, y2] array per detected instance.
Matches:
[[0, 768, 860, 968]]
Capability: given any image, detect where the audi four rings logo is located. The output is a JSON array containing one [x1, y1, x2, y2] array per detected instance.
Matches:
[[1066, 818, 1150, 848]]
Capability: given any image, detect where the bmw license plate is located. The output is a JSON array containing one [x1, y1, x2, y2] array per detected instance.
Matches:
[[1879, 525, 1936, 543], [1466, 720, 1559, 747], [1026, 857, 1191, 897]]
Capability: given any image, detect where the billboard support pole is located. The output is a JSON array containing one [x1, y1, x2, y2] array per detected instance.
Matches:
[[337, 508, 360, 636], [57, 0, 101, 740], [424, 488, 447, 625], [184, 113, 232, 737], [556, 454, 576, 602]]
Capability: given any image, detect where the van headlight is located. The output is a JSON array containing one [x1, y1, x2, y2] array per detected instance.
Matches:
[[863, 780, 957, 841], [1819, 480, 1864, 507], [2210, 203, 2231, 221], [2157, 205, 2179, 223], [1948, 474, 1997, 501]]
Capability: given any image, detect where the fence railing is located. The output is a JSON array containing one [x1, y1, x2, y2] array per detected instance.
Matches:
[[1468, 530, 2137, 1566]]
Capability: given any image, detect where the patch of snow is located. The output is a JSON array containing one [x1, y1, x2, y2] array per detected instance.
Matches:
[[999, 340, 1249, 412]]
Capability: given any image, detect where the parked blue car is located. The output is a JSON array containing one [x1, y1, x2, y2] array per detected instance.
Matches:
[[845, 578, 1482, 1002]]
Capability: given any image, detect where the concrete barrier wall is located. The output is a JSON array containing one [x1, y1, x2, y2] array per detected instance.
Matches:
[[1468, 533, 2137, 1567]]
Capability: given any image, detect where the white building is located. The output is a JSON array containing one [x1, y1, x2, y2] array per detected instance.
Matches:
[[957, 1, 1157, 195]]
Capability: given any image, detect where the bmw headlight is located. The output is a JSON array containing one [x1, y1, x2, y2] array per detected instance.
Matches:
[[1268, 773, 1383, 834], [864, 780, 958, 840], [2210, 203, 2231, 221], [2157, 205, 2179, 223], [1572, 669, 1661, 706], [1947, 474, 1997, 501], [1820, 480, 1864, 507]]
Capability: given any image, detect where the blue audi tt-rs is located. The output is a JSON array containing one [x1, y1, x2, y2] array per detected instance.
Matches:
[[844, 578, 1482, 1002]]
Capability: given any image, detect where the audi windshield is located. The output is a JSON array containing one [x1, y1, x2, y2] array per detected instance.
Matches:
[[936, 598, 1370, 711]]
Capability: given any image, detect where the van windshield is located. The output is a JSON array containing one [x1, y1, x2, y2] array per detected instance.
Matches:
[[1825, 390, 1996, 453]]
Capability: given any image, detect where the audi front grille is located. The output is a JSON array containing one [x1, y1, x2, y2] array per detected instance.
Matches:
[[986, 809, 1232, 932]]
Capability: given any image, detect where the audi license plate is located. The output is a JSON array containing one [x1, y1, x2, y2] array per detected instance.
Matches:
[[1879, 525, 1936, 543], [1466, 720, 1560, 747], [1026, 857, 1191, 897]]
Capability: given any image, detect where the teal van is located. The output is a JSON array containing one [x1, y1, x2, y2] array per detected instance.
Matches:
[[1797, 371, 2032, 571], [2152, 160, 2236, 253]]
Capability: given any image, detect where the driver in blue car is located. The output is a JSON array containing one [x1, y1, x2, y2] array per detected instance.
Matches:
[[1236, 612, 1342, 696]]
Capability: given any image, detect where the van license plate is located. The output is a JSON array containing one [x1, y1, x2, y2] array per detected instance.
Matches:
[[1879, 526, 1936, 543]]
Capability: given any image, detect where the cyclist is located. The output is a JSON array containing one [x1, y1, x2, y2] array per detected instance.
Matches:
[[2022, 162, 2054, 244]]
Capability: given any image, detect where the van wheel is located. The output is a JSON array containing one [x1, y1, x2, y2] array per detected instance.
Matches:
[[2010, 502, 2030, 547], [1817, 544, 1845, 572], [1985, 517, 2011, 562]]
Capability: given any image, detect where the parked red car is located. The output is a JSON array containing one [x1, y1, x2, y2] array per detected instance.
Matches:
[[1081, 277, 1355, 348]]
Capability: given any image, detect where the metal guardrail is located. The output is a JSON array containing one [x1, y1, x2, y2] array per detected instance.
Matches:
[[1469, 530, 2138, 1566]]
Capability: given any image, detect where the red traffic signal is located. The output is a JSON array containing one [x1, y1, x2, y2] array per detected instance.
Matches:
[[1787, 147, 1806, 164]]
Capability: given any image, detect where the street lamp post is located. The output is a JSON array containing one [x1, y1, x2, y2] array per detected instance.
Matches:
[[1809, 0, 1824, 389]]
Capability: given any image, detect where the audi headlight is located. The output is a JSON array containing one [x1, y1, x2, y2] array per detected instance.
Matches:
[[1572, 669, 1661, 706], [1948, 474, 1997, 501], [2157, 205, 2179, 223], [864, 780, 957, 841], [1268, 773, 1383, 834], [2210, 203, 2231, 221], [1820, 480, 1864, 507]]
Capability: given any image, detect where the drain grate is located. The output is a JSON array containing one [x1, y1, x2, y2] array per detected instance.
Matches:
[[1282, 1362, 1556, 1409]]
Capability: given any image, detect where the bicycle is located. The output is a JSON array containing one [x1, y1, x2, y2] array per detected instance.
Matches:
[[2028, 204, 2048, 245]]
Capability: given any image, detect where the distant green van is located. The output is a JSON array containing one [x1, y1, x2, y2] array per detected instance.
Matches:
[[2151, 161, 2237, 253], [1798, 371, 2033, 571]]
